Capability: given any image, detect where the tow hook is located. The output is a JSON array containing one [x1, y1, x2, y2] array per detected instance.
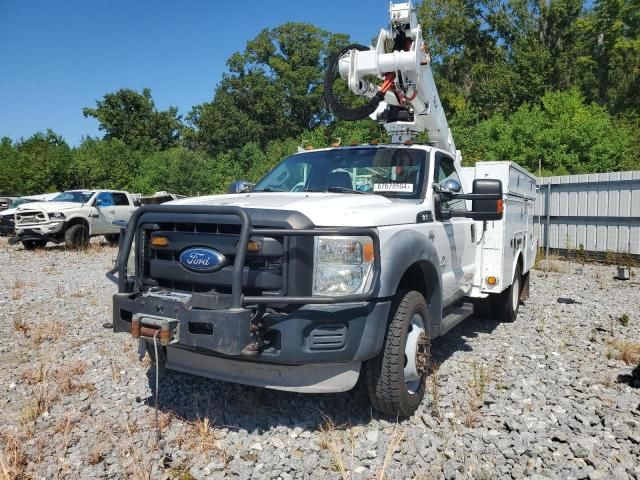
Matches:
[[241, 307, 265, 356]]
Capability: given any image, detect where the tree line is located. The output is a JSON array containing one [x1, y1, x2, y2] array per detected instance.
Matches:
[[1, 0, 638, 196]]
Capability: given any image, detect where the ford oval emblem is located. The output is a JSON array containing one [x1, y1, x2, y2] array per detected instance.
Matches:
[[179, 247, 226, 273]]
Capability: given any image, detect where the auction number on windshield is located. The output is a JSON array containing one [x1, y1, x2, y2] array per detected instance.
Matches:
[[373, 183, 414, 193]]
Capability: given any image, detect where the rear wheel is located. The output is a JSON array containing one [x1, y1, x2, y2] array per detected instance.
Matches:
[[493, 263, 522, 323], [363, 290, 431, 417], [104, 234, 120, 246], [21, 239, 47, 250], [64, 224, 89, 248]]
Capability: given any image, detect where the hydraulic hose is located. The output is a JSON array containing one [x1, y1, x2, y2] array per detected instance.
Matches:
[[324, 44, 385, 121]]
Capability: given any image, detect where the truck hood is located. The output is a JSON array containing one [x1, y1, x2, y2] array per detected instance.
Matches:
[[171, 192, 422, 227], [15, 201, 84, 213]]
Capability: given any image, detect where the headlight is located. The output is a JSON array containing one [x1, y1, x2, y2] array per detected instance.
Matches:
[[313, 236, 375, 296], [49, 212, 65, 219]]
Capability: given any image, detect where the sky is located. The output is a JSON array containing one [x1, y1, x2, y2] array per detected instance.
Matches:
[[0, 0, 392, 146]]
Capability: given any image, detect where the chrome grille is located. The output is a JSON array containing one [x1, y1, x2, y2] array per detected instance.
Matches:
[[15, 210, 48, 225]]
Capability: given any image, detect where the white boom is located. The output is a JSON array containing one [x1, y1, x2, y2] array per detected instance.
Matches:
[[335, 2, 460, 163]]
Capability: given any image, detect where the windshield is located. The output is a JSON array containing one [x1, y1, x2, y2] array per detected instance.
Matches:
[[53, 191, 94, 203], [253, 147, 427, 198], [11, 198, 37, 208]]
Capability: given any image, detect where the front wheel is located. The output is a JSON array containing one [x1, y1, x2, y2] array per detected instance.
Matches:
[[363, 290, 431, 417], [64, 224, 89, 248], [21, 239, 47, 250]]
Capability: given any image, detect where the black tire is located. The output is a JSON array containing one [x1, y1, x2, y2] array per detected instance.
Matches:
[[363, 290, 430, 417], [21, 239, 47, 250], [492, 263, 522, 323], [104, 234, 120, 246], [64, 223, 89, 248]]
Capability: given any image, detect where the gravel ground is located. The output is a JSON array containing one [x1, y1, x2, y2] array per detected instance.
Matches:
[[1, 237, 639, 480]]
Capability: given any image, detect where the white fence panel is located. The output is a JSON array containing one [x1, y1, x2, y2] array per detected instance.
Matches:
[[534, 171, 640, 255]]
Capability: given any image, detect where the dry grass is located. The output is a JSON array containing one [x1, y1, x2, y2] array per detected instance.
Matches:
[[30, 319, 64, 346], [464, 362, 492, 428], [53, 362, 94, 395], [110, 422, 155, 480], [21, 362, 48, 385], [8, 277, 24, 301], [69, 288, 89, 298], [317, 414, 349, 477], [12, 315, 29, 336], [109, 356, 123, 380], [87, 445, 105, 466], [20, 382, 55, 424], [378, 425, 406, 480], [0, 431, 27, 480], [607, 339, 640, 365], [194, 416, 216, 450], [429, 362, 441, 420]]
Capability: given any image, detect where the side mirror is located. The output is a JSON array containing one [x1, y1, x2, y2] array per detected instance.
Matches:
[[435, 178, 503, 221], [228, 180, 254, 194], [470, 179, 503, 221], [95, 198, 103, 207], [434, 178, 462, 198]]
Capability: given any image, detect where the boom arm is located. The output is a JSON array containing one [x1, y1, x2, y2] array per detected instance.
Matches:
[[325, 2, 460, 163]]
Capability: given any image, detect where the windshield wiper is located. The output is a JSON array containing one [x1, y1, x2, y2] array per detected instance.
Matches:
[[252, 187, 285, 192], [326, 186, 370, 194]]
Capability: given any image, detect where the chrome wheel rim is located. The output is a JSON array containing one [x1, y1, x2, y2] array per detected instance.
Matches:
[[512, 275, 520, 312], [404, 313, 429, 394]]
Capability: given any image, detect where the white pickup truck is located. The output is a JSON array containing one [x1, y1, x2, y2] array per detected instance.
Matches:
[[11, 189, 137, 250], [109, 2, 537, 416]]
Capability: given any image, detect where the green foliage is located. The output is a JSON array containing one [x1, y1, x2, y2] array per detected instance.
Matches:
[[186, 23, 350, 154], [2, 2, 639, 196], [83, 88, 182, 151], [0, 131, 73, 195], [454, 90, 638, 174], [71, 137, 142, 190]]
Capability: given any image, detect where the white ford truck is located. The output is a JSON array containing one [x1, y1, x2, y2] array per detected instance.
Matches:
[[109, 3, 537, 416], [11, 189, 138, 250]]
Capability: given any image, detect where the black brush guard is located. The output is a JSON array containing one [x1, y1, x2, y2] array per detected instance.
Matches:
[[107, 205, 381, 356]]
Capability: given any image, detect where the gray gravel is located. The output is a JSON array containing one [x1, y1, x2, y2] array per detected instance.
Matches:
[[1, 237, 639, 479]]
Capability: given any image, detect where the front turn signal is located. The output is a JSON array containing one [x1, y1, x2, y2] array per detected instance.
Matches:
[[150, 236, 169, 247]]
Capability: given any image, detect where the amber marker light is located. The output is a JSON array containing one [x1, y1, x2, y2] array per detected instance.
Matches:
[[496, 199, 504, 214], [487, 276, 497, 286], [363, 242, 375, 263], [150, 236, 169, 247], [246, 240, 262, 252]]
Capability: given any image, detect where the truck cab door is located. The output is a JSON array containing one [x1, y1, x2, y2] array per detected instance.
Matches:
[[111, 192, 135, 227], [91, 192, 117, 234], [433, 153, 476, 305]]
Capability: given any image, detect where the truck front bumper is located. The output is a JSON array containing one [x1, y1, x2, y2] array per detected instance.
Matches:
[[10, 222, 64, 244], [113, 291, 391, 365]]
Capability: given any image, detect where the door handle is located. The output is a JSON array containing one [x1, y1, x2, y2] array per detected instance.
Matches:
[[109, 210, 115, 214]]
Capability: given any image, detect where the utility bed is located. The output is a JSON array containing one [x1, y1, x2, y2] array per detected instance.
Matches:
[[463, 162, 537, 294]]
